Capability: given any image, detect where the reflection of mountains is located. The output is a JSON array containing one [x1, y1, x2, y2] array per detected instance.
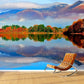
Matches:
[[67, 34, 84, 48], [16, 46, 84, 65], [0, 45, 84, 68]]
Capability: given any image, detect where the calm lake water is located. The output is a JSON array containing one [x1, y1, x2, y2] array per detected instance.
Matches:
[[0, 34, 84, 70]]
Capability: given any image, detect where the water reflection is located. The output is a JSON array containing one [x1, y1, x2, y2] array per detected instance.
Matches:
[[0, 34, 64, 42], [0, 45, 83, 70], [0, 33, 84, 48], [0, 33, 28, 41], [0, 33, 84, 70], [67, 34, 84, 48]]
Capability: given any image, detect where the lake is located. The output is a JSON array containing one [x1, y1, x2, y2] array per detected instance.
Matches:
[[0, 34, 84, 70]]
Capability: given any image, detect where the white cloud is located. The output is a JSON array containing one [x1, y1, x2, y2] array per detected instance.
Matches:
[[0, 43, 5, 45], [0, 2, 42, 9], [0, 1, 69, 9], [5, 57, 41, 63], [19, 18, 25, 22], [0, 21, 6, 23], [18, 44, 25, 48]]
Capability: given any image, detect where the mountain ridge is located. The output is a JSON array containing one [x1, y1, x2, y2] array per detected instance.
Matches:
[[0, 1, 84, 19]]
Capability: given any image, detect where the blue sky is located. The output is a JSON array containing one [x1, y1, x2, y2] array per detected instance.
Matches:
[[1, 0, 84, 4]]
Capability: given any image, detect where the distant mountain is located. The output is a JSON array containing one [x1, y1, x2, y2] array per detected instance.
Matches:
[[16, 3, 68, 19], [0, 9, 23, 15], [0, 9, 10, 14], [56, 1, 84, 17], [0, 9, 24, 19], [68, 1, 84, 9], [0, 2, 68, 19], [17, 9, 44, 19], [33, 4, 68, 12], [0, 1, 84, 19], [16, 1, 84, 19], [72, 4, 84, 13]]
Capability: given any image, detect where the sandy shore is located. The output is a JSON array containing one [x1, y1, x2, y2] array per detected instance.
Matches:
[[0, 71, 84, 84]]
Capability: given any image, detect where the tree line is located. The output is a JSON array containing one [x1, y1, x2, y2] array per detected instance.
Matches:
[[1, 24, 70, 33]]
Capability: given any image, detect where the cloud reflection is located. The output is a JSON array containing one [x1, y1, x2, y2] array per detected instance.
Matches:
[[0, 44, 83, 70]]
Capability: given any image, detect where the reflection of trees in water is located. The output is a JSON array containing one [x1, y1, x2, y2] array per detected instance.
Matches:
[[28, 34, 66, 42], [1, 33, 28, 41], [67, 34, 84, 48], [28, 34, 53, 42], [1, 33, 84, 48], [1, 34, 67, 42]]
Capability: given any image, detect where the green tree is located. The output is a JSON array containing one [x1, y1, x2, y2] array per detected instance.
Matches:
[[29, 26, 35, 32], [38, 24, 45, 32], [22, 26, 26, 28], [15, 25, 20, 28], [11, 25, 15, 29], [33, 25, 38, 32], [65, 25, 70, 29], [58, 27, 62, 29], [46, 27, 53, 32], [2, 25, 9, 29]]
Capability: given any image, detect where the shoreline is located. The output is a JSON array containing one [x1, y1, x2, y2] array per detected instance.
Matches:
[[0, 70, 84, 72], [0, 32, 63, 34]]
